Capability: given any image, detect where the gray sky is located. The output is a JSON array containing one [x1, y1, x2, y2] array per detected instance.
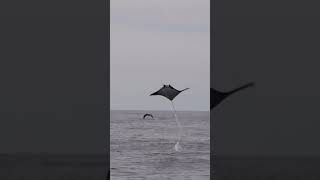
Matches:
[[111, 0, 210, 111]]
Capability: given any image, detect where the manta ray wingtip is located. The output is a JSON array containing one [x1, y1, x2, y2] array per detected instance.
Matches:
[[150, 92, 156, 96]]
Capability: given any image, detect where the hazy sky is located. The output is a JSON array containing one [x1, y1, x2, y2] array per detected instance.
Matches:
[[111, 0, 210, 111]]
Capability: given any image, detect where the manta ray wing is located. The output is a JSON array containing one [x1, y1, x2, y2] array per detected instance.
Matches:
[[211, 88, 228, 109], [211, 82, 255, 110]]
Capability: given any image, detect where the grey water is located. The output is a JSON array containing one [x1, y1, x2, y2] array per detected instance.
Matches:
[[110, 110, 210, 180]]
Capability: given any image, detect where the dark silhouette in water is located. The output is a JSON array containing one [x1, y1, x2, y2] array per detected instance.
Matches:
[[143, 113, 154, 119], [150, 84, 189, 101], [211, 82, 255, 109]]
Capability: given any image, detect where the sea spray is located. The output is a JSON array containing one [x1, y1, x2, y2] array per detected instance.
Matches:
[[171, 101, 183, 152]]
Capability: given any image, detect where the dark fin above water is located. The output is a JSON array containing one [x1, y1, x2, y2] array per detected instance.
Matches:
[[143, 113, 154, 119]]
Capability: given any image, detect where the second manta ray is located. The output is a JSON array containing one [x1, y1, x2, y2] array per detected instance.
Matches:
[[211, 82, 255, 110], [150, 85, 190, 152], [143, 113, 154, 119]]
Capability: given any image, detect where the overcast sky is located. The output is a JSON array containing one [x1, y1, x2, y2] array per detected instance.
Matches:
[[110, 0, 210, 111]]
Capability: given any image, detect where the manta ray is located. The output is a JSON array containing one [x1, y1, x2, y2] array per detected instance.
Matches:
[[150, 84, 190, 152], [150, 85, 189, 101], [143, 113, 154, 119], [211, 82, 255, 109]]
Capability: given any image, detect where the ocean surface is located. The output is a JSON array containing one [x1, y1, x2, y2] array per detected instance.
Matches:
[[110, 110, 210, 180]]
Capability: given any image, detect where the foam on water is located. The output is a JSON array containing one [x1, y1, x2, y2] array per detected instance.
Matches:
[[174, 142, 182, 152]]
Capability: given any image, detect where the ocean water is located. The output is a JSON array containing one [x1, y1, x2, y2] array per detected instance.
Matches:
[[110, 110, 210, 180]]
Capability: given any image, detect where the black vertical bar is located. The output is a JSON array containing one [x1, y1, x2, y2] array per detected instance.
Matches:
[[105, 0, 110, 178]]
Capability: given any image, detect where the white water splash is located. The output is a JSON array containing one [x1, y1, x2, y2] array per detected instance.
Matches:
[[171, 101, 183, 152], [174, 141, 182, 152]]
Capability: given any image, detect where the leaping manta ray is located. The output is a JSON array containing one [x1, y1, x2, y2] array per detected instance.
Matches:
[[150, 84, 190, 152], [143, 113, 154, 119], [211, 82, 255, 110], [150, 85, 190, 101]]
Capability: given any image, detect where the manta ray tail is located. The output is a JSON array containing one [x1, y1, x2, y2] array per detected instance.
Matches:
[[228, 82, 255, 95]]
